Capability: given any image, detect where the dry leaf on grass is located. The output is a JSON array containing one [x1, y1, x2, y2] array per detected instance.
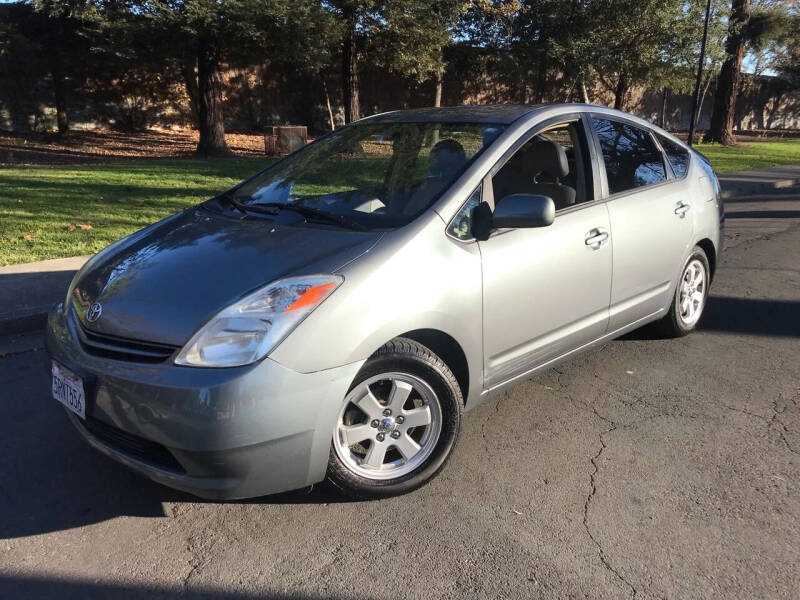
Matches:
[[67, 224, 93, 231], [22, 234, 34, 241]]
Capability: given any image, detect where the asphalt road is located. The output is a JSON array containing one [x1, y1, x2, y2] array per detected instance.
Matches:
[[1, 194, 799, 600]]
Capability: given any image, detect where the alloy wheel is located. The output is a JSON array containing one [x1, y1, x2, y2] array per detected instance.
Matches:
[[333, 372, 443, 480], [678, 258, 706, 326]]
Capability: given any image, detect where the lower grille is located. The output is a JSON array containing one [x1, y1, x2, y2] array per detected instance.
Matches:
[[79, 417, 185, 473]]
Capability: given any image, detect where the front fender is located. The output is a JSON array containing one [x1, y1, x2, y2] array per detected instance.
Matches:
[[269, 212, 485, 405]]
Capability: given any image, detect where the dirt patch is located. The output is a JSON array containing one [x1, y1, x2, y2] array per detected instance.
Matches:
[[0, 129, 268, 166]]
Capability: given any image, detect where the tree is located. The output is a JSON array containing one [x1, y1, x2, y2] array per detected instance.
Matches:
[[118, 1, 292, 155], [30, 0, 96, 134], [706, 0, 789, 143], [131, 1, 243, 155], [379, 0, 465, 106], [325, 1, 377, 123], [456, 1, 531, 101], [774, 13, 800, 86], [707, 0, 752, 144], [590, 0, 694, 111]]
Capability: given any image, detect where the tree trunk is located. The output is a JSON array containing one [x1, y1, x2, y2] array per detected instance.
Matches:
[[613, 72, 628, 110], [659, 87, 670, 129], [696, 74, 712, 130], [434, 71, 443, 107], [181, 54, 200, 127], [342, 15, 359, 123], [708, 0, 751, 145], [52, 54, 69, 135], [195, 33, 230, 157], [323, 79, 335, 131], [535, 56, 547, 103], [50, 17, 69, 136], [580, 80, 590, 104]]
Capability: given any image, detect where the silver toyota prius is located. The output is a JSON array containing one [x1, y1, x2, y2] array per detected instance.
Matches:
[[47, 104, 723, 499]]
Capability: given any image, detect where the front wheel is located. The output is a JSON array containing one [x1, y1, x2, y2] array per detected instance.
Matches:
[[656, 246, 711, 337], [327, 338, 462, 499]]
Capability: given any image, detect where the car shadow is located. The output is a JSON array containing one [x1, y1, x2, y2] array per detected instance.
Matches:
[[700, 296, 800, 338], [0, 574, 370, 600], [619, 295, 800, 341], [725, 210, 800, 219], [0, 347, 355, 540]]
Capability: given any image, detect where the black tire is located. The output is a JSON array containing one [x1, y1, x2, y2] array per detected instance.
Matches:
[[655, 246, 710, 338], [326, 337, 462, 500]]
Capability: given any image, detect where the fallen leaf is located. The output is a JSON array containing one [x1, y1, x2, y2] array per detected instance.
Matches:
[[67, 225, 76, 231], [77, 224, 92, 230], [22, 234, 34, 241], [9, 237, 18, 243]]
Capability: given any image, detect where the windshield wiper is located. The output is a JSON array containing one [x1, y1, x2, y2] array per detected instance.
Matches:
[[257, 202, 367, 231], [217, 191, 276, 217]]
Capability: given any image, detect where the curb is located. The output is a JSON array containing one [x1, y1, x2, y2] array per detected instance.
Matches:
[[0, 255, 89, 337], [720, 177, 800, 200], [0, 312, 49, 336]]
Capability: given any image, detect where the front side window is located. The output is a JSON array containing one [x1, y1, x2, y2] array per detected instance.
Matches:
[[492, 120, 593, 211], [223, 121, 505, 230], [592, 118, 666, 195], [656, 134, 691, 179]]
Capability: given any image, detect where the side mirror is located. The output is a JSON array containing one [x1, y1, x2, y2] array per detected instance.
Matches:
[[492, 194, 555, 229]]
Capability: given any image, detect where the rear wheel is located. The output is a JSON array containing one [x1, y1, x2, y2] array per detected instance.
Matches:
[[656, 246, 710, 337], [327, 338, 462, 499]]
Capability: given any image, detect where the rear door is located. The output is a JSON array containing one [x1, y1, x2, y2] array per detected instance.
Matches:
[[589, 117, 694, 331]]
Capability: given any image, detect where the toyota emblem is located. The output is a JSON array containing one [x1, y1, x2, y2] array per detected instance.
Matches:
[[86, 302, 103, 323]]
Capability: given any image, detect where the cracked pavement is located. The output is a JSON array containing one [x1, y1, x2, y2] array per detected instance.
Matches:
[[1, 193, 799, 599]]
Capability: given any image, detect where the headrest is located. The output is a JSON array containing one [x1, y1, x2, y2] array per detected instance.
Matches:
[[524, 139, 569, 179], [429, 139, 467, 176]]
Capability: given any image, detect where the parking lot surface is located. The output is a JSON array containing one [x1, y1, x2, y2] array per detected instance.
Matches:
[[1, 193, 799, 600]]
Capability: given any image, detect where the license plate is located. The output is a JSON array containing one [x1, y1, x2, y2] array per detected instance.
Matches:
[[52, 361, 86, 420]]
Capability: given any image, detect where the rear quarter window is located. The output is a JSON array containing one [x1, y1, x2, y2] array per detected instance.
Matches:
[[657, 134, 691, 179]]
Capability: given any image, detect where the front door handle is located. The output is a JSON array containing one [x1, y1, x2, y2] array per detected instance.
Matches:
[[584, 228, 609, 249], [674, 202, 690, 217]]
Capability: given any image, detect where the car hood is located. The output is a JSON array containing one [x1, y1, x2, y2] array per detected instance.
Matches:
[[69, 207, 382, 346]]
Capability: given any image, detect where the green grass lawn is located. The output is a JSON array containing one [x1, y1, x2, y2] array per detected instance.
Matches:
[[2, 138, 800, 266], [0, 157, 270, 266], [692, 139, 800, 174]]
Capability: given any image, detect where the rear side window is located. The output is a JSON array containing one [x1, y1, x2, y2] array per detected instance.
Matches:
[[656, 134, 691, 179], [591, 118, 666, 195]]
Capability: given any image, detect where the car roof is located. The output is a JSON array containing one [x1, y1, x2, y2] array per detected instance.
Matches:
[[359, 104, 546, 125], [357, 103, 689, 151]]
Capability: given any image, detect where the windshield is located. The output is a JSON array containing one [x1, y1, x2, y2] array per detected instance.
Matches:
[[226, 121, 505, 230]]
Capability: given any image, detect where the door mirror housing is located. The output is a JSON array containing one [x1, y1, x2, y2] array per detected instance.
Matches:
[[492, 194, 555, 229]]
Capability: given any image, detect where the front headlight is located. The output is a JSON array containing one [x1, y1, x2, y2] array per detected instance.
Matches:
[[174, 274, 343, 368]]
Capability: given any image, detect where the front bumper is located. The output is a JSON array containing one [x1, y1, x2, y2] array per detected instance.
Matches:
[[46, 305, 364, 499]]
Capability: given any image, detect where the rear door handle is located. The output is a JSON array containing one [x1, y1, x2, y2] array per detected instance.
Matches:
[[584, 228, 609, 249], [675, 202, 690, 217]]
